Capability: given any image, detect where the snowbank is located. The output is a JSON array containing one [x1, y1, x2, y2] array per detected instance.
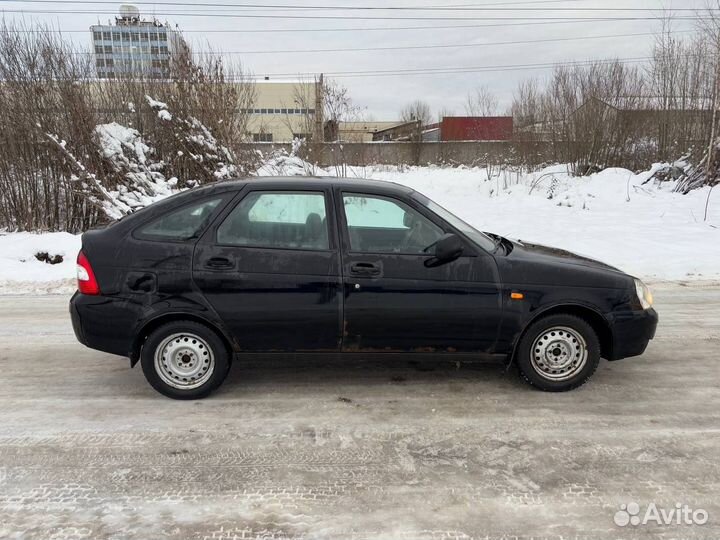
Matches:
[[0, 232, 80, 295], [1, 161, 718, 295], [357, 163, 720, 282]]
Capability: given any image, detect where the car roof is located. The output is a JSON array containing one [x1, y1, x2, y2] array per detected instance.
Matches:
[[210, 176, 414, 194], [106, 176, 416, 233]]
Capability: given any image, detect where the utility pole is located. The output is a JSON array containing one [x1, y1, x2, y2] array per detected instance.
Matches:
[[315, 73, 324, 142], [706, 34, 720, 184]]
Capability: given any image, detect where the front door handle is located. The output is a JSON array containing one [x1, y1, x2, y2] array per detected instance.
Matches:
[[205, 257, 234, 270], [350, 262, 381, 276]]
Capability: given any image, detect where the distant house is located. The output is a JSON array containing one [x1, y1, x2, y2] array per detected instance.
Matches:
[[438, 117, 513, 141], [570, 96, 712, 142]]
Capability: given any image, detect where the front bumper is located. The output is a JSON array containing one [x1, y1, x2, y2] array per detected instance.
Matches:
[[608, 307, 658, 360]]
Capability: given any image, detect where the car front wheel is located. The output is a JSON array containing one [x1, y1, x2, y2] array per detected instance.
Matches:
[[516, 314, 600, 392], [140, 321, 231, 399]]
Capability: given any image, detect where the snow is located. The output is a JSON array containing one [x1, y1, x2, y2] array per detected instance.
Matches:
[[1, 161, 718, 295], [0, 232, 80, 295], [157, 110, 172, 122], [94, 122, 149, 165], [352, 163, 720, 282], [91, 122, 178, 218], [145, 96, 168, 110]]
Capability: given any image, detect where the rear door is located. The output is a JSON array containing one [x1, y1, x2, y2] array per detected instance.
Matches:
[[193, 187, 342, 351], [337, 189, 502, 353]]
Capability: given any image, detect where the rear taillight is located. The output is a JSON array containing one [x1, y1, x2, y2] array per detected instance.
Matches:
[[76, 251, 100, 295]]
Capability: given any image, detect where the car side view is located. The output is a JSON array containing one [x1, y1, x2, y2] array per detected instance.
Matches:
[[70, 177, 658, 399]]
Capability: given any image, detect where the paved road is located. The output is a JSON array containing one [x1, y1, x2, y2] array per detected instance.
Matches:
[[0, 283, 719, 540]]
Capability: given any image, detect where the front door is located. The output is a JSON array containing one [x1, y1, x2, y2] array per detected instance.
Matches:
[[193, 188, 342, 351], [337, 190, 501, 353]]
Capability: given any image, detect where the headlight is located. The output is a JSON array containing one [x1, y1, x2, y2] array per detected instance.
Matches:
[[634, 278, 653, 310]]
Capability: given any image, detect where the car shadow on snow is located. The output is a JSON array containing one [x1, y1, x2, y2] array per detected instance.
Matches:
[[216, 354, 526, 394]]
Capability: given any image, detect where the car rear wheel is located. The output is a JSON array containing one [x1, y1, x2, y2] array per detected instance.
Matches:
[[140, 321, 230, 399], [516, 314, 600, 392]]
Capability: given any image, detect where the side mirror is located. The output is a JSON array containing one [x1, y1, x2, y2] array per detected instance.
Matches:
[[425, 233, 464, 267]]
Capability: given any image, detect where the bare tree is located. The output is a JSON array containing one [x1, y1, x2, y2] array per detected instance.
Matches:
[[0, 19, 257, 231], [400, 100, 432, 126], [646, 18, 715, 161], [465, 85, 499, 116], [280, 78, 360, 174], [436, 107, 454, 123], [511, 79, 542, 131], [688, 1, 720, 191], [323, 79, 362, 175], [0, 19, 100, 231]]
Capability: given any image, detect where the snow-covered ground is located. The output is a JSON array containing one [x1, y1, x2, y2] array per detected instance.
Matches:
[[0, 232, 80, 294], [1, 161, 718, 294], [359, 163, 720, 283]]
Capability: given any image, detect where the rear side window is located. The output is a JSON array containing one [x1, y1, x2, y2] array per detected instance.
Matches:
[[217, 191, 329, 250], [136, 197, 223, 241]]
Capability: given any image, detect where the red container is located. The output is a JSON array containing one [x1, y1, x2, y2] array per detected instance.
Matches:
[[440, 117, 513, 141]]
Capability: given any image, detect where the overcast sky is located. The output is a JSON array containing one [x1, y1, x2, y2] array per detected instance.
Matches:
[[1, 0, 709, 119]]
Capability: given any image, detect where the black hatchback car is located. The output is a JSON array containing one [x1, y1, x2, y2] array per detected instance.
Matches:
[[70, 177, 657, 399]]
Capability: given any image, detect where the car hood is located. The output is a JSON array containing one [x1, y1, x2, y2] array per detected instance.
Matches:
[[508, 239, 623, 273], [492, 236, 632, 289]]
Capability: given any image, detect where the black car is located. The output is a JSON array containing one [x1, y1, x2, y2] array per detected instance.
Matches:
[[70, 177, 658, 399]]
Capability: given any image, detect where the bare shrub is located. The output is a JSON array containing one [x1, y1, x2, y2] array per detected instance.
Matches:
[[0, 20, 101, 231], [0, 20, 256, 231]]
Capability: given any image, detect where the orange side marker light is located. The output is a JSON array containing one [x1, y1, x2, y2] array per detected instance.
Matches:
[[510, 292, 524, 300]]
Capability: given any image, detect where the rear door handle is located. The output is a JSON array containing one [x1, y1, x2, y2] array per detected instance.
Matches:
[[205, 257, 234, 270], [350, 262, 381, 276]]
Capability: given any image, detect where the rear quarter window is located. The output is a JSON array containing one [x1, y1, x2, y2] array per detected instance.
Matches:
[[135, 197, 224, 241]]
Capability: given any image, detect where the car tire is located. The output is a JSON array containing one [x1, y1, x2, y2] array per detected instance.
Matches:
[[515, 314, 600, 392], [140, 320, 231, 400]]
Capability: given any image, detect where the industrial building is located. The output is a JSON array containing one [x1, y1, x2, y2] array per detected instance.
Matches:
[[243, 79, 324, 143], [89, 8, 515, 144], [90, 5, 183, 80]]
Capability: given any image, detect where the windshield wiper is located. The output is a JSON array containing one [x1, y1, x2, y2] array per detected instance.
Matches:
[[484, 232, 503, 253]]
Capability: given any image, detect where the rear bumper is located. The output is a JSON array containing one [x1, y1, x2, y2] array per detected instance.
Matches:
[[69, 292, 139, 358], [69, 293, 86, 346], [608, 307, 658, 360]]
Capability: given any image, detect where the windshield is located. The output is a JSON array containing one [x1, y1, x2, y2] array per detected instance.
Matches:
[[412, 192, 497, 252]]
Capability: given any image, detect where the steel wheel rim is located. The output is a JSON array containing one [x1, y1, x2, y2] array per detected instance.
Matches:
[[154, 333, 215, 390], [530, 326, 588, 382]]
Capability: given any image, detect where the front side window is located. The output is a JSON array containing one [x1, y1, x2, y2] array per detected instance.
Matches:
[[412, 192, 496, 252], [136, 197, 223, 241], [343, 193, 444, 253], [217, 192, 329, 250]]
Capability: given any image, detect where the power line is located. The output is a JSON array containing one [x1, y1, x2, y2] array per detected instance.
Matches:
[[54, 29, 691, 55], [261, 56, 658, 78], [197, 30, 691, 55], [0, 18, 665, 34], [0, 0, 707, 11], [0, 9, 701, 21]]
